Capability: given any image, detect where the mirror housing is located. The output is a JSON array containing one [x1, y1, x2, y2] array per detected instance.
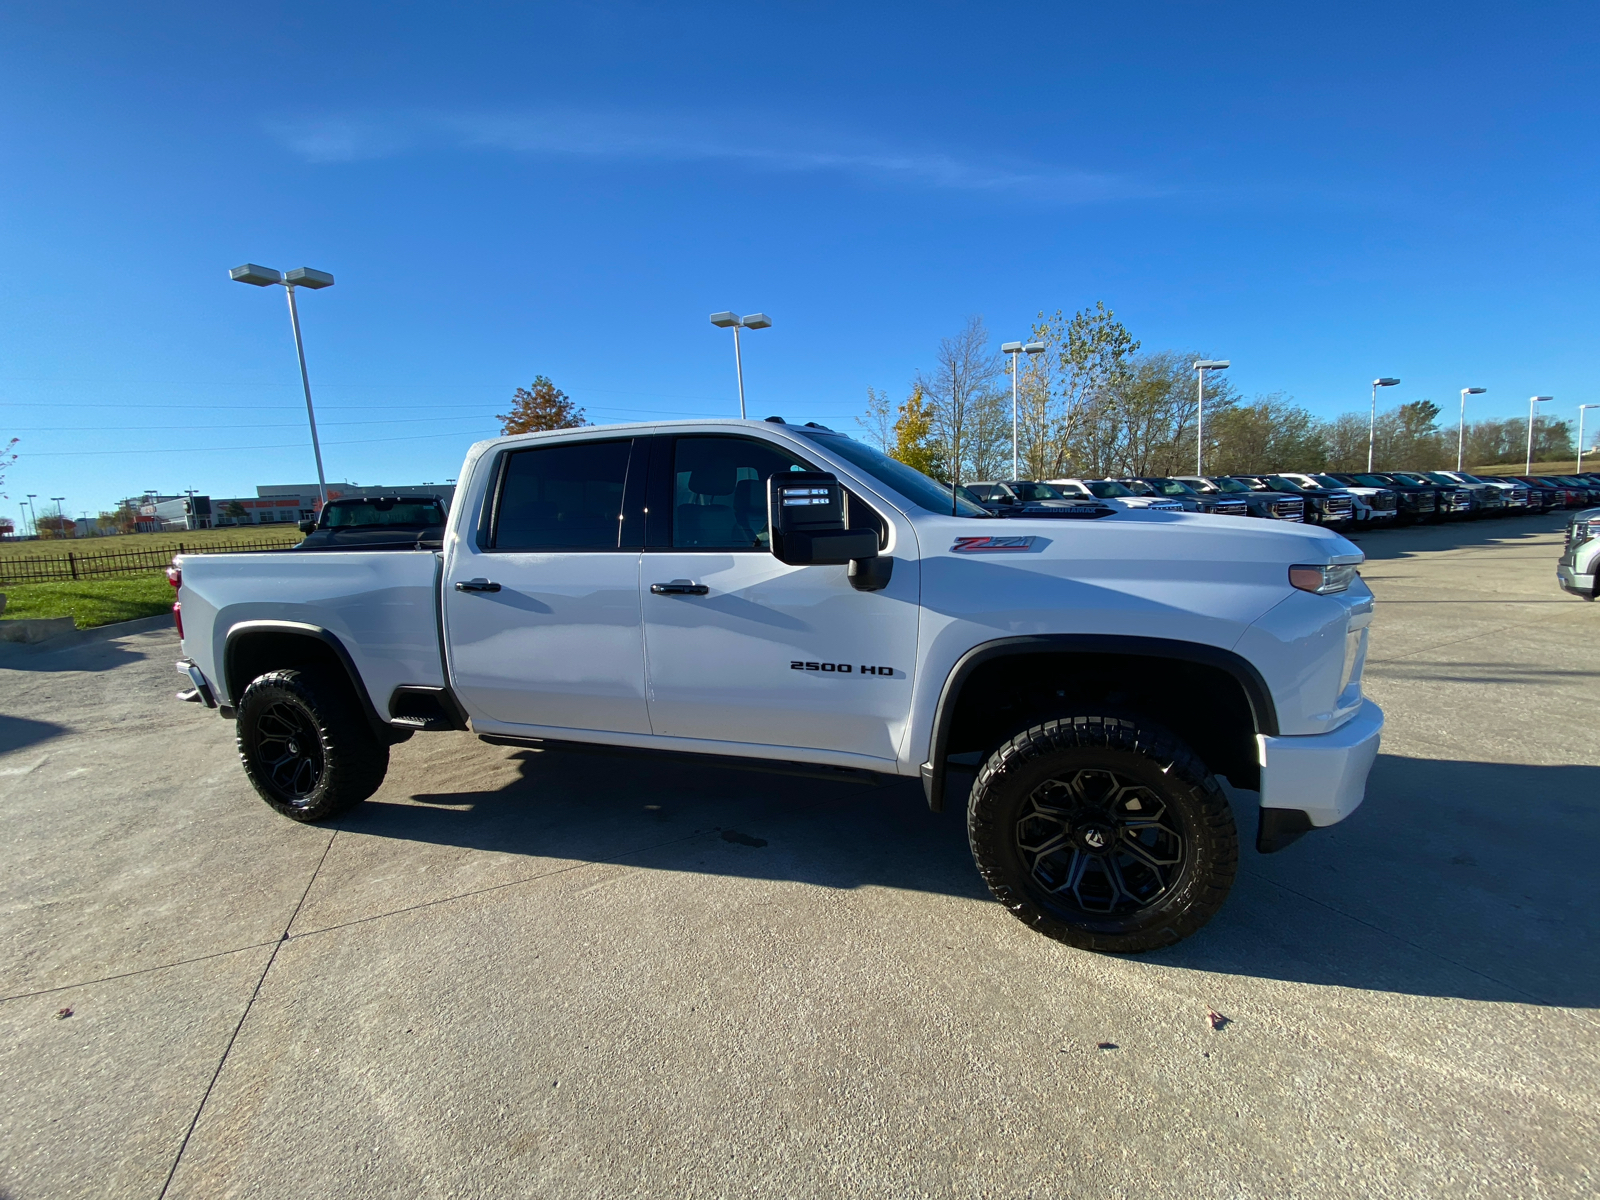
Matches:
[[768, 472, 878, 566], [297, 520, 316, 534]]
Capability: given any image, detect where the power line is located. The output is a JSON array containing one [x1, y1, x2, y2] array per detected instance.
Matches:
[[19, 429, 502, 457]]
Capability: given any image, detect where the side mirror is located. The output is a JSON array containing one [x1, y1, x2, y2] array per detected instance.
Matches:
[[768, 472, 878, 566], [298, 520, 315, 534], [999, 494, 1018, 505]]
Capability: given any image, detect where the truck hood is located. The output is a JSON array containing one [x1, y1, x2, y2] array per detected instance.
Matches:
[[913, 507, 1356, 645]]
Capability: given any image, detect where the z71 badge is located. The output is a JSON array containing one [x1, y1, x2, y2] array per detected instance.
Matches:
[[791, 661, 895, 676], [951, 535, 1037, 552]]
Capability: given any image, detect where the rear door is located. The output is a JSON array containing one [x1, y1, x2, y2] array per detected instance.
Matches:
[[639, 433, 919, 763], [443, 436, 650, 735]]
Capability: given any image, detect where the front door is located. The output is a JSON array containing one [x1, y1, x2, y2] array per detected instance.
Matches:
[[640, 434, 919, 762], [444, 436, 650, 735]]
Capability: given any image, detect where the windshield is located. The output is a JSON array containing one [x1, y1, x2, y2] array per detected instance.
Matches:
[[1209, 477, 1251, 494], [1350, 474, 1392, 487], [1391, 472, 1430, 485], [1422, 472, 1460, 486], [1146, 479, 1198, 497], [801, 433, 990, 517], [1311, 475, 1347, 489], [322, 499, 446, 529], [1085, 480, 1134, 498], [1012, 481, 1068, 501], [1265, 476, 1309, 493]]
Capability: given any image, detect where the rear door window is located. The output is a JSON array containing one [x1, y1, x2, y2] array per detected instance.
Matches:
[[492, 439, 634, 550]]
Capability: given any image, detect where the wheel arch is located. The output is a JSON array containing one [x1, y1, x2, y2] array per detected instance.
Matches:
[[223, 621, 395, 741], [922, 635, 1278, 812]]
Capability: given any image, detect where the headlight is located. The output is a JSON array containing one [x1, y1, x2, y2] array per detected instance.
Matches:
[[1289, 559, 1362, 594]]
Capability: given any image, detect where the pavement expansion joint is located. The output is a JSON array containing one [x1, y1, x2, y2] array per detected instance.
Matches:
[[0, 939, 283, 1005], [157, 829, 338, 1200], [284, 826, 717, 943]]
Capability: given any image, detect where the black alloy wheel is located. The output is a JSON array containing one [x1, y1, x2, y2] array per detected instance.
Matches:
[[968, 714, 1237, 953], [254, 699, 325, 802], [1014, 767, 1185, 917], [236, 667, 389, 822]]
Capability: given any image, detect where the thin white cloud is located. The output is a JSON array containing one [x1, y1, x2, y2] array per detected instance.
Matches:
[[264, 108, 1155, 203]]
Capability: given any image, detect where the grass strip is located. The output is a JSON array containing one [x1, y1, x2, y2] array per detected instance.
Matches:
[[0, 575, 175, 628]]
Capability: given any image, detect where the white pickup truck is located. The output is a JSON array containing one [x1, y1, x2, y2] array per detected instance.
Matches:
[[173, 418, 1383, 953]]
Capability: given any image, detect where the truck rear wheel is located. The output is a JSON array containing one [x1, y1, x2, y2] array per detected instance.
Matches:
[[236, 667, 389, 822], [967, 714, 1237, 953]]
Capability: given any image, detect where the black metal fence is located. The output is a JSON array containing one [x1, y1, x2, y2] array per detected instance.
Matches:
[[0, 538, 299, 585]]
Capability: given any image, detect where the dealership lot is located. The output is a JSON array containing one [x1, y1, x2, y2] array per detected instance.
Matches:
[[1, 514, 1595, 1199]]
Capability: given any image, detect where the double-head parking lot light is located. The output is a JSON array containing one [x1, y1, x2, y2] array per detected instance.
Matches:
[[1526, 395, 1553, 474], [1002, 340, 1047, 478], [1368, 378, 1401, 471], [1193, 360, 1230, 476], [709, 312, 772, 419], [230, 263, 336, 507]]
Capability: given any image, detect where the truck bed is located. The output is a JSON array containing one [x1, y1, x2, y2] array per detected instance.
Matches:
[[177, 548, 446, 710]]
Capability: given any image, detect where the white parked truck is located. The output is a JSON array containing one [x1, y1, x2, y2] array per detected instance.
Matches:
[[172, 418, 1383, 952]]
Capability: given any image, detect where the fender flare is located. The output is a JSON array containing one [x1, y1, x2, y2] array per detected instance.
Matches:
[[920, 634, 1279, 812], [223, 620, 392, 740]]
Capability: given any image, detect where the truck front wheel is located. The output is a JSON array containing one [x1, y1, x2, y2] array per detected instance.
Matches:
[[968, 714, 1237, 953], [236, 667, 389, 822]]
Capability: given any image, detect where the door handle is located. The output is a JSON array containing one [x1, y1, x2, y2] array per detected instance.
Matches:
[[455, 578, 502, 593], [650, 579, 709, 596]]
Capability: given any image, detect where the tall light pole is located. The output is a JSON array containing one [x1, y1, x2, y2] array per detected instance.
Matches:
[[50, 497, 65, 537], [1526, 396, 1553, 474], [24, 494, 37, 538], [1578, 405, 1600, 473], [1457, 387, 1487, 470], [1192, 360, 1230, 476], [709, 311, 772, 419], [230, 264, 335, 507], [1368, 377, 1401, 471], [1001, 339, 1047, 478]]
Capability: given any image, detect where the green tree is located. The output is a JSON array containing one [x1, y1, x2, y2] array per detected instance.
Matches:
[[1373, 399, 1447, 470], [498, 377, 587, 435], [1028, 302, 1141, 477], [892, 384, 944, 479], [1207, 394, 1326, 474]]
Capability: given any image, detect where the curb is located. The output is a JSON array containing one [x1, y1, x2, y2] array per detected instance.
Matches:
[[0, 612, 176, 657]]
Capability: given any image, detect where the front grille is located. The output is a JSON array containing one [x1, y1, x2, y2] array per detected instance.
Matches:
[[1453, 489, 1473, 508], [1271, 499, 1305, 521], [1374, 494, 1397, 510], [1148, 500, 1185, 511], [1509, 488, 1529, 505], [1324, 496, 1354, 517], [1212, 500, 1249, 516]]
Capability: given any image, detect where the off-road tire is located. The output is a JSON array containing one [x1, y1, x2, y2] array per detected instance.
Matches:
[[236, 667, 388, 822], [968, 714, 1237, 953]]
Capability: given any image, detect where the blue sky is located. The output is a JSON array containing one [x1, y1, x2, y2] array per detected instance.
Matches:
[[3, 2, 1598, 520]]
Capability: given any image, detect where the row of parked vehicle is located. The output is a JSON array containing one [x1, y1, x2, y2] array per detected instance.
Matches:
[[960, 470, 1600, 530]]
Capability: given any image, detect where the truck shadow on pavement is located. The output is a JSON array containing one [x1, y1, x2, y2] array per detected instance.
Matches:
[[336, 741, 1599, 1009]]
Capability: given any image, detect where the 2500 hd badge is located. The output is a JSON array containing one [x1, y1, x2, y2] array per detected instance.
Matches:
[[791, 661, 895, 676]]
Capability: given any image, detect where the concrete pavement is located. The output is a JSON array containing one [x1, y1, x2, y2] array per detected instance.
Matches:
[[1, 513, 1596, 1198]]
